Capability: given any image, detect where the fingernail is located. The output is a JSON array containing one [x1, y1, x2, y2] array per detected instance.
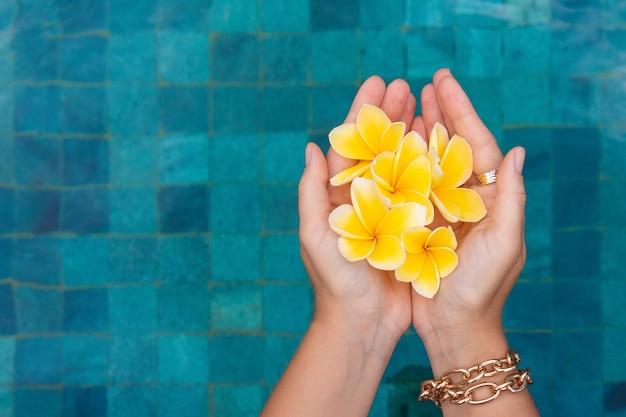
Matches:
[[305, 142, 312, 166], [515, 147, 526, 175]]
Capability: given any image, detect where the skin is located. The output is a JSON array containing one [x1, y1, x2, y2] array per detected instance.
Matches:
[[260, 69, 540, 417]]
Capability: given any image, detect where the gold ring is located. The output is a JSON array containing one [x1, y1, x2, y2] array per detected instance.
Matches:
[[477, 169, 498, 185]]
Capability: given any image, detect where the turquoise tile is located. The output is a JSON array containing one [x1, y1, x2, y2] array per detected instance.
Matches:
[[109, 336, 155, 383], [455, 28, 502, 77], [212, 87, 260, 134], [108, 287, 157, 335], [261, 87, 308, 131], [0, 338, 14, 383], [60, 36, 107, 83], [107, 387, 156, 417], [158, 186, 209, 233], [501, 128, 551, 181], [553, 230, 600, 280], [504, 282, 552, 330], [360, 29, 405, 81], [310, 0, 359, 30], [211, 34, 260, 82], [604, 382, 626, 416], [551, 77, 600, 126], [15, 337, 62, 384], [61, 87, 108, 135], [261, 36, 310, 84], [602, 77, 626, 125], [0, 89, 11, 134], [159, 87, 209, 134], [454, 0, 507, 27], [210, 134, 260, 183], [360, 0, 403, 27], [606, 29, 626, 70], [0, 2, 13, 30], [157, 386, 208, 417], [261, 0, 309, 32], [210, 285, 262, 331], [108, 86, 159, 136], [552, 180, 598, 228], [555, 331, 603, 380], [602, 230, 626, 278], [158, 283, 210, 332], [158, 236, 210, 283], [58, 0, 105, 32], [310, 85, 356, 131], [554, 281, 601, 329], [263, 285, 312, 334], [61, 237, 110, 286], [507, 0, 550, 25], [13, 237, 60, 286], [210, 234, 261, 282], [0, 387, 11, 417], [602, 280, 626, 327], [109, 238, 158, 284], [14, 389, 61, 417], [110, 136, 158, 186], [109, 188, 157, 233], [12, 30, 58, 82], [457, 77, 502, 134], [62, 387, 106, 417], [0, 239, 12, 279], [504, 26, 550, 76], [210, 335, 264, 382], [15, 286, 61, 334], [0, 32, 12, 82], [15, 136, 61, 186], [262, 184, 299, 231], [63, 288, 108, 333], [63, 139, 109, 186], [553, 0, 602, 25], [0, 189, 14, 234], [158, 0, 209, 31], [311, 30, 358, 83], [502, 77, 550, 125], [601, 180, 626, 228], [551, 27, 605, 75], [0, 284, 15, 335], [108, 0, 156, 33], [602, 128, 626, 179], [158, 32, 209, 83], [210, 0, 258, 32], [159, 134, 209, 184], [522, 229, 552, 280], [210, 184, 260, 233], [554, 381, 603, 417], [0, 136, 13, 184], [108, 34, 158, 82], [158, 335, 209, 383], [13, 86, 60, 133], [505, 333, 553, 378], [262, 132, 307, 182], [264, 335, 300, 384], [406, 29, 455, 78], [62, 336, 107, 384], [604, 329, 626, 382], [16, 190, 59, 234], [213, 385, 264, 417], [262, 234, 307, 282]]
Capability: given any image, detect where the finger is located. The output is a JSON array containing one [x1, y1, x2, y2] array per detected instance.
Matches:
[[399, 93, 417, 131], [343, 75, 387, 123], [491, 147, 526, 240], [420, 83, 443, 136], [411, 115, 427, 139], [433, 71, 503, 174], [299, 143, 332, 243], [380, 78, 412, 122]]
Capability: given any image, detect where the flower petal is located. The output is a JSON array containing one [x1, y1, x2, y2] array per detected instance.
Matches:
[[429, 122, 449, 159], [380, 122, 405, 153], [395, 251, 426, 282], [351, 177, 388, 235], [426, 226, 457, 249], [438, 135, 473, 188], [367, 235, 405, 270], [396, 155, 431, 196], [400, 191, 434, 225], [376, 203, 427, 238], [433, 188, 487, 222], [371, 152, 396, 192], [428, 147, 445, 189], [429, 247, 458, 278], [357, 104, 391, 155], [401, 226, 430, 254], [329, 123, 377, 160], [338, 236, 376, 261], [376, 184, 405, 207], [430, 189, 461, 223], [396, 131, 428, 174], [329, 160, 371, 186], [328, 204, 371, 239], [410, 253, 440, 298]]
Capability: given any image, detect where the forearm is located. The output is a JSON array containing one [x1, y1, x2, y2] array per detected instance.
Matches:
[[421, 324, 540, 417], [260, 313, 400, 417]]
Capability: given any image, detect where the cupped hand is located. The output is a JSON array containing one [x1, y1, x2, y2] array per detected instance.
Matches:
[[298, 76, 418, 343]]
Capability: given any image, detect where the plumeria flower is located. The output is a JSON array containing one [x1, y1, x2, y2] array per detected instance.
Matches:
[[370, 131, 434, 224], [328, 177, 428, 271], [428, 122, 487, 223], [395, 226, 458, 298], [329, 104, 406, 186]]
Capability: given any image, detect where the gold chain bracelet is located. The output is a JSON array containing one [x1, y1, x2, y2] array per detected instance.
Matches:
[[418, 350, 533, 407]]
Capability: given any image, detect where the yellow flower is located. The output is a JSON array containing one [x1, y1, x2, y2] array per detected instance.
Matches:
[[328, 177, 428, 270], [428, 123, 487, 223], [329, 104, 405, 186], [395, 226, 458, 298], [370, 131, 434, 224]]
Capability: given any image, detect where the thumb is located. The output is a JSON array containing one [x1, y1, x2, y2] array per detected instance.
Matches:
[[298, 143, 332, 241], [491, 146, 527, 237]]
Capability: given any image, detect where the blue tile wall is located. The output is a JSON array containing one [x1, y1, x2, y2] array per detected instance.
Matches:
[[3, 1, 626, 416]]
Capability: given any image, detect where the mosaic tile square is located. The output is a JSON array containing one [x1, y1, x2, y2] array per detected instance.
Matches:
[[0, 338, 13, 384], [213, 385, 264, 417], [157, 386, 208, 417], [158, 236, 210, 283], [552, 180, 598, 229], [62, 387, 106, 417], [62, 336, 108, 384], [310, 0, 359, 30], [0, 284, 16, 335], [522, 229, 552, 280], [158, 185, 209, 233], [61, 237, 110, 286], [604, 329, 626, 382], [109, 336, 155, 383], [503, 282, 552, 330], [108, 0, 156, 33], [602, 77, 626, 125], [109, 187, 157, 233], [551, 77, 600, 126], [108, 287, 157, 335], [602, 127, 626, 180], [602, 280, 626, 327], [0, 136, 13, 184], [601, 180, 626, 228], [61, 87, 108, 135], [210, 134, 260, 183], [14, 389, 61, 417], [107, 387, 156, 417], [158, 0, 210, 31], [159, 134, 209, 184], [501, 128, 551, 181], [109, 136, 158, 186], [210, 335, 264, 382], [554, 381, 604, 417], [159, 87, 209, 134], [554, 281, 602, 330], [13, 237, 60, 286], [15, 337, 62, 385], [504, 26, 550, 76], [0, 239, 12, 279], [263, 36, 308, 83], [210, 285, 262, 331], [311, 30, 358, 83], [108, 34, 158, 82], [261, 87, 309, 132], [108, 86, 159, 137], [210, 234, 261, 282], [263, 285, 312, 334], [552, 230, 600, 280], [158, 335, 209, 383], [158, 283, 210, 332], [406, 29, 455, 78], [360, 0, 403, 27], [262, 132, 307, 182], [262, 234, 307, 282], [12, 30, 58, 81], [14, 86, 60, 133], [58, 0, 105, 32], [14, 136, 61, 186], [260, 0, 309, 32], [210, 0, 258, 32], [60, 36, 107, 83], [264, 335, 300, 384], [158, 32, 209, 83], [310, 85, 356, 132], [0, 189, 14, 234], [555, 331, 603, 381], [262, 184, 299, 231], [211, 34, 260, 82], [63, 288, 108, 333], [360, 29, 405, 81], [455, 28, 502, 77], [210, 184, 260, 233], [15, 286, 61, 334], [0, 89, 10, 134], [63, 139, 109, 186], [502, 77, 550, 124], [109, 238, 158, 284], [212, 87, 260, 134]]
